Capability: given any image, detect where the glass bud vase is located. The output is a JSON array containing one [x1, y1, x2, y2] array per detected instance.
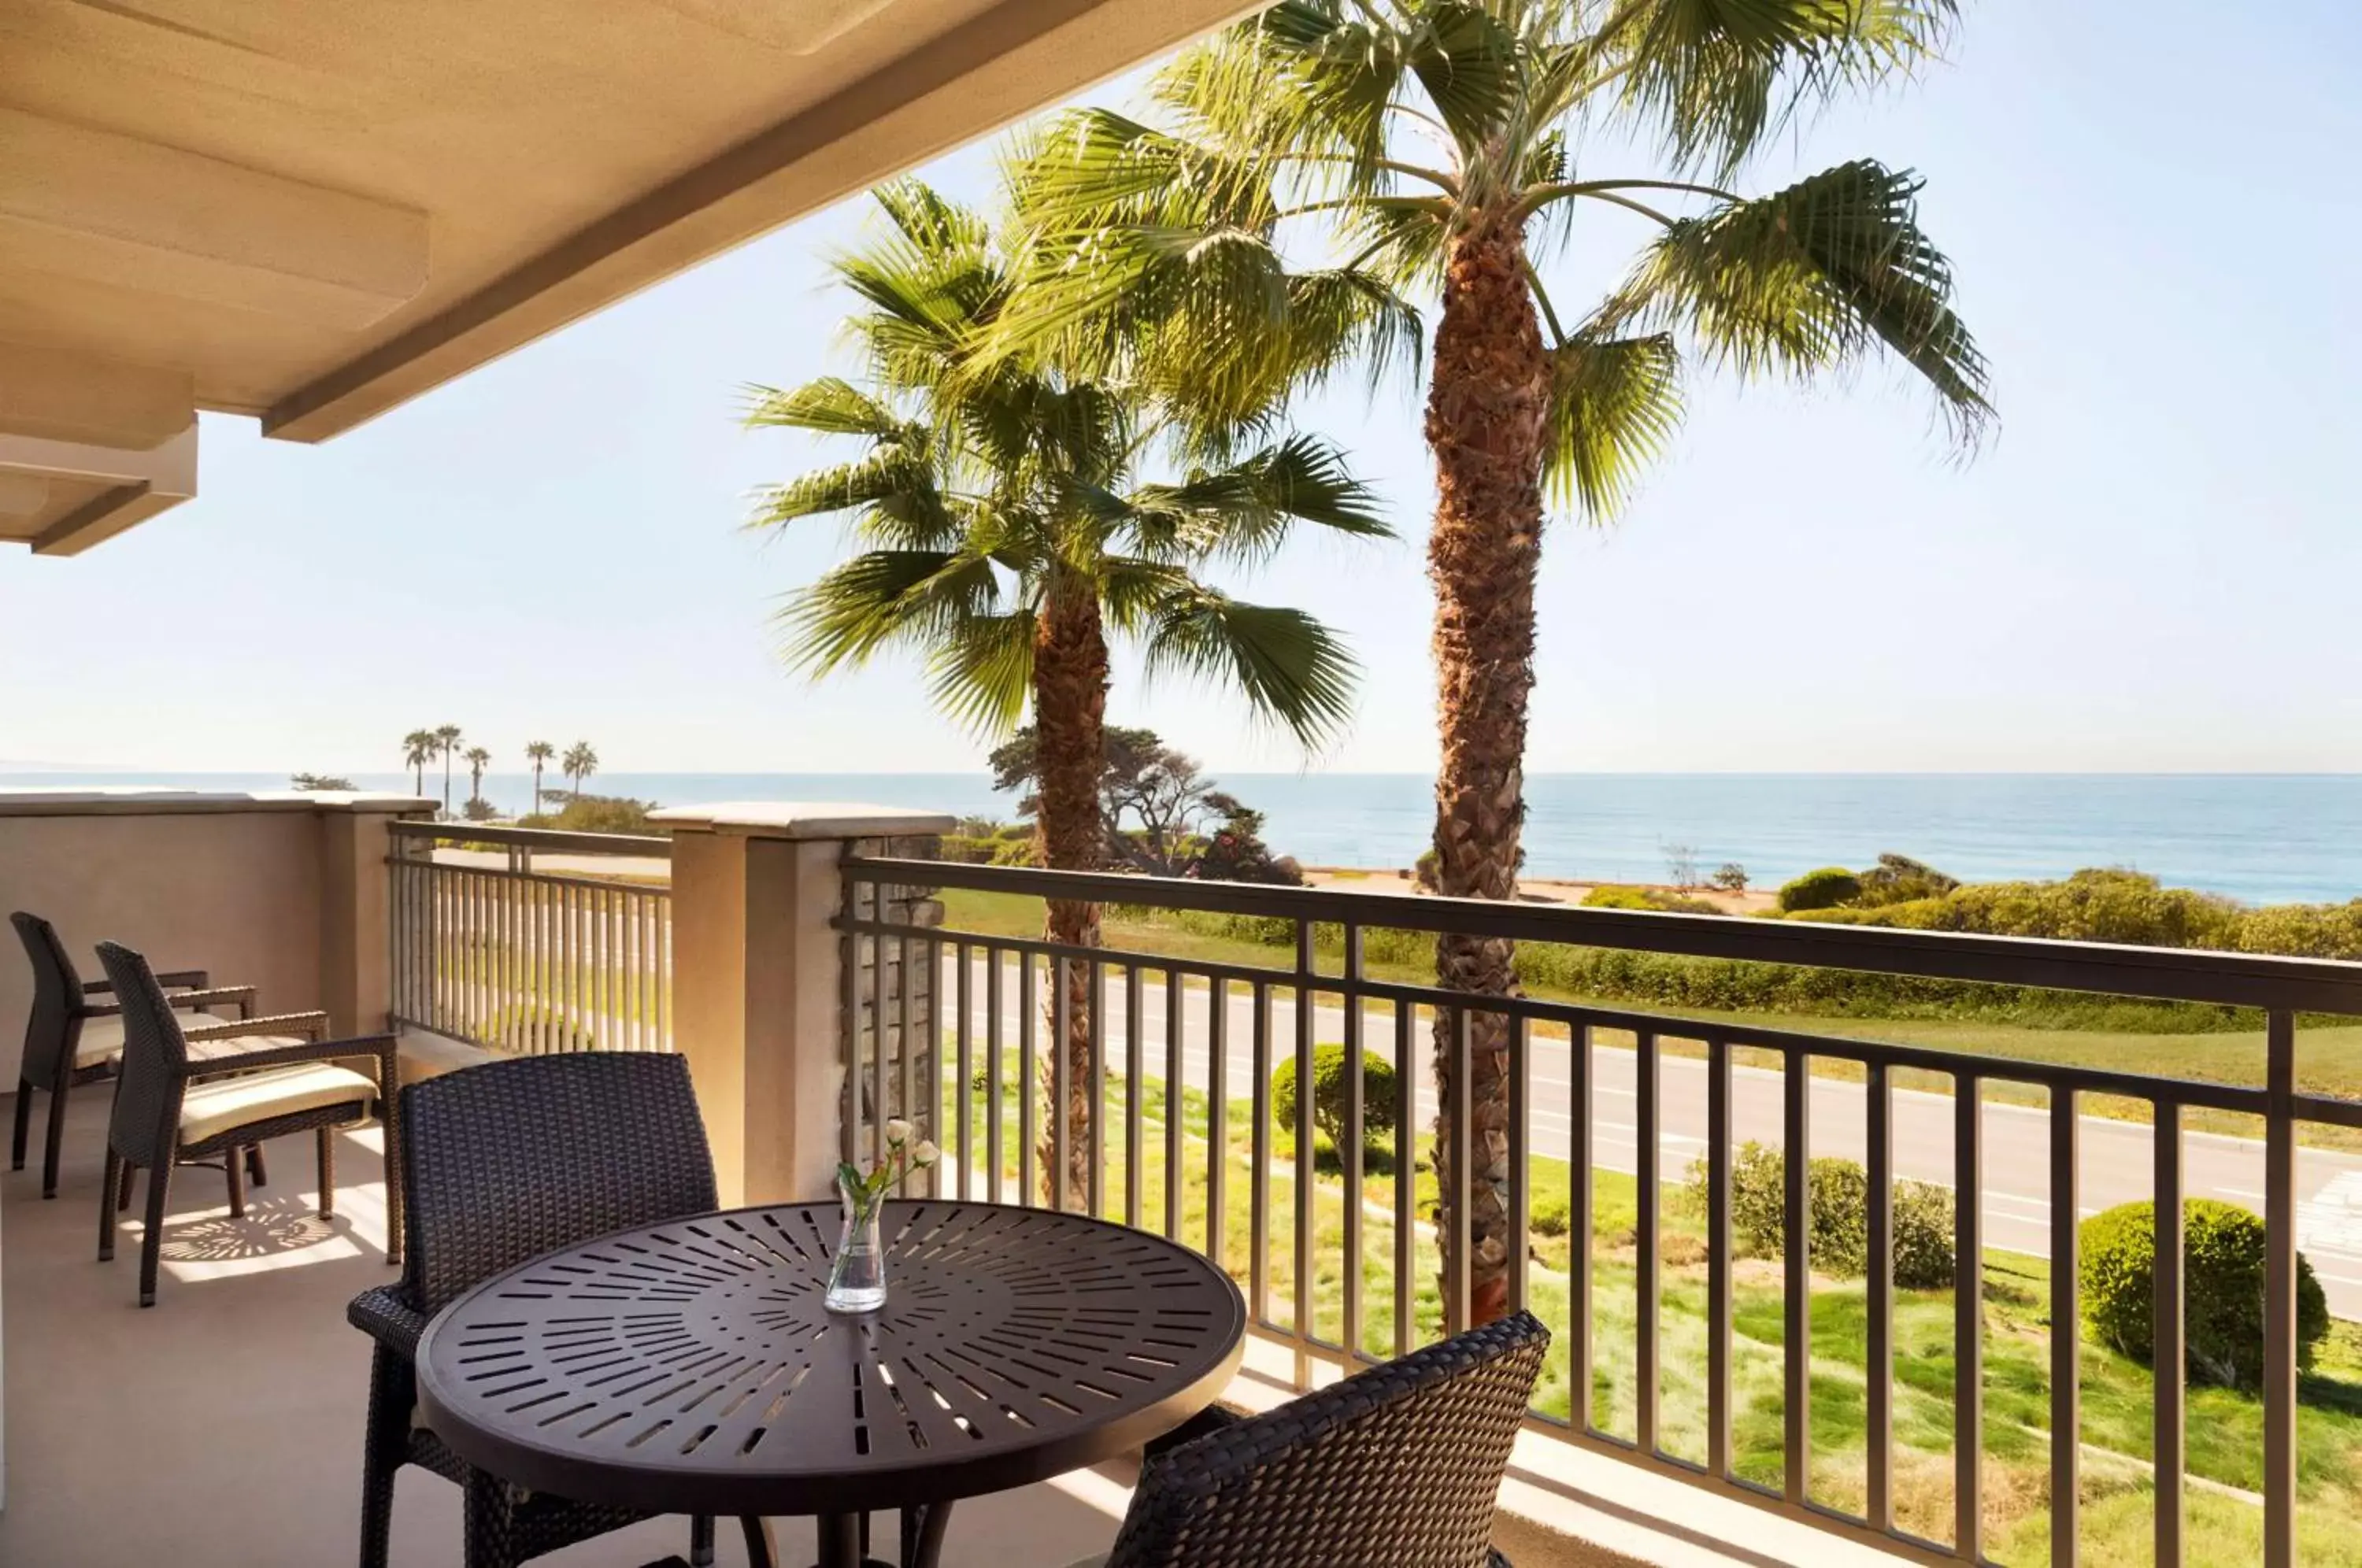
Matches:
[[824, 1184, 887, 1314]]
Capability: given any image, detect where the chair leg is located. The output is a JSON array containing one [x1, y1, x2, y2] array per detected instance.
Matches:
[[139, 1152, 172, 1307], [225, 1142, 246, 1218], [318, 1124, 336, 1217], [98, 1148, 122, 1260], [119, 1159, 137, 1211], [246, 1143, 268, 1188], [461, 1468, 522, 1568], [40, 1071, 69, 1199], [358, 1348, 409, 1568], [11, 1075, 31, 1170], [689, 1514, 715, 1566]]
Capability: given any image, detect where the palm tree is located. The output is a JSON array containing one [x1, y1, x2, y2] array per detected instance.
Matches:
[[524, 741, 556, 811], [746, 179, 1388, 1207], [464, 746, 492, 812], [561, 743, 598, 801], [999, 0, 1990, 1321], [402, 730, 438, 797], [433, 723, 463, 815]]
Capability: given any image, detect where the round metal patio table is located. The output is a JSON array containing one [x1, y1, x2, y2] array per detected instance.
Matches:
[[416, 1199, 1247, 1568]]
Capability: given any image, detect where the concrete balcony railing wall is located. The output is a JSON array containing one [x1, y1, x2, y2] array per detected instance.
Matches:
[[0, 790, 434, 1064]]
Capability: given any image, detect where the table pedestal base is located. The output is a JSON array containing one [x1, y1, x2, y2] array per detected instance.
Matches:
[[739, 1503, 953, 1568]]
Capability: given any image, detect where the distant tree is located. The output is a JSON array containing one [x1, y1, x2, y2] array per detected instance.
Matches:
[[464, 746, 492, 810], [1193, 796, 1303, 886], [1857, 853, 1960, 907], [1664, 843, 1701, 892], [433, 723, 463, 815], [291, 772, 356, 792], [561, 742, 599, 801], [990, 724, 1240, 875], [524, 741, 555, 809], [1710, 863, 1749, 893], [402, 730, 438, 796]]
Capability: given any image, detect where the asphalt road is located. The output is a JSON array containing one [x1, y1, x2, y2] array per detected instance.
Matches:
[[941, 952, 2362, 1318]]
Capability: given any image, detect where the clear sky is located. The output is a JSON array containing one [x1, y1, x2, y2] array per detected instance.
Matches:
[[4, 0, 2357, 779]]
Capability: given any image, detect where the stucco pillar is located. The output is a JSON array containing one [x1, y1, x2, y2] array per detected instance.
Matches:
[[652, 803, 955, 1208], [317, 800, 432, 1035]]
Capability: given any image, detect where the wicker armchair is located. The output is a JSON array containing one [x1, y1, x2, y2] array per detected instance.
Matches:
[[10, 910, 257, 1199], [91, 939, 402, 1307], [1075, 1311, 1550, 1568], [350, 1052, 722, 1568]]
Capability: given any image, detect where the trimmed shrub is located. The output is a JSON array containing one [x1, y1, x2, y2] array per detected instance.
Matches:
[[1531, 1193, 1573, 1238], [1779, 867, 1862, 913], [1271, 1044, 1399, 1153], [1704, 1142, 1955, 1285], [1583, 885, 1728, 916], [1415, 848, 1440, 892], [2079, 1198, 2330, 1389]]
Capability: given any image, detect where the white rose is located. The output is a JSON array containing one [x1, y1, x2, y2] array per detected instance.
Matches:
[[909, 1140, 940, 1167], [883, 1117, 914, 1145]]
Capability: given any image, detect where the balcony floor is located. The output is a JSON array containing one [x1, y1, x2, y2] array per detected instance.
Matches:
[[0, 1092, 1132, 1566]]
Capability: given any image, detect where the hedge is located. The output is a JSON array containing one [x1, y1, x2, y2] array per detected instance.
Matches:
[[1778, 867, 1862, 912], [1690, 1142, 1954, 1288], [1272, 1044, 1399, 1153]]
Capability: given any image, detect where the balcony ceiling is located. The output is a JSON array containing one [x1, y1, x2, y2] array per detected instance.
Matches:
[[0, 0, 1249, 553]]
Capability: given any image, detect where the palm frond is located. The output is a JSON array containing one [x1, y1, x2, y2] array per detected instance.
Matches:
[[1141, 588, 1360, 746], [924, 608, 1037, 734], [1603, 0, 1960, 176], [1543, 329, 1686, 518], [740, 377, 905, 438], [1605, 158, 1990, 441], [778, 549, 1001, 676]]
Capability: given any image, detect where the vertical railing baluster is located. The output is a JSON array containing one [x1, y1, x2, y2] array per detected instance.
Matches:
[[1707, 1037, 1732, 1477], [1394, 997, 1414, 1359], [1088, 958, 1105, 1219], [1250, 980, 1272, 1326], [1018, 952, 1037, 1207], [955, 942, 972, 1201], [1124, 964, 1143, 1230], [1509, 1013, 1530, 1322], [987, 948, 1005, 1204], [898, 933, 915, 1153], [1446, 1006, 1472, 1337], [1572, 1022, 1594, 1432], [2052, 1088, 2081, 1568], [1164, 967, 1183, 1241], [1956, 1074, 1983, 1563], [2264, 1010, 2297, 1568], [1867, 1060, 1894, 1530], [1783, 1049, 1810, 1505], [1637, 1028, 1661, 1453], [2154, 1097, 2184, 1568], [839, 874, 860, 1167], [1207, 977, 1228, 1270], [869, 901, 887, 1167], [1342, 925, 1364, 1362], [1293, 926, 1314, 1380], [1051, 956, 1071, 1213]]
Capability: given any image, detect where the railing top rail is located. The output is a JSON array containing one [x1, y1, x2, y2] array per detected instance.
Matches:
[[389, 820, 673, 858], [842, 855, 2362, 1015]]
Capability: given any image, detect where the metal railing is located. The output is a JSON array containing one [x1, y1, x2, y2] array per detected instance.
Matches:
[[389, 821, 672, 1055], [839, 854, 2362, 1568]]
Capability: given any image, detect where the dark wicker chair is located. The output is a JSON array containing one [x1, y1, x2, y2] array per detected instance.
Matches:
[[92, 939, 398, 1307], [10, 910, 257, 1198], [1075, 1311, 1550, 1568], [350, 1052, 722, 1568]]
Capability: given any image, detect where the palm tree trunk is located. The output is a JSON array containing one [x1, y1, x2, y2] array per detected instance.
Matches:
[[1031, 585, 1109, 1211], [1423, 210, 1548, 1329], [442, 756, 454, 814]]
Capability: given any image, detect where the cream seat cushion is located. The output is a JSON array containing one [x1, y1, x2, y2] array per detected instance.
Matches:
[[72, 1010, 232, 1067], [180, 1061, 376, 1145]]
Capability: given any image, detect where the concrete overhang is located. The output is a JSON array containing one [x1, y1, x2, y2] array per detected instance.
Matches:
[[0, 0, 1253, 551]]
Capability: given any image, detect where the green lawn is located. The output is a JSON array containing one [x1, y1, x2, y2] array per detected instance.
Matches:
[[935, 888, 2362, 1149], [935, 1048, 2362, 1565]]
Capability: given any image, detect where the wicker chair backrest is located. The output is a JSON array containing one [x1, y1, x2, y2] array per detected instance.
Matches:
[[11, 911, 83, 1091], [1105, 1311, 1551, 1568], [93, 940, 191, 1168], [398, 1052, 719, 1315]]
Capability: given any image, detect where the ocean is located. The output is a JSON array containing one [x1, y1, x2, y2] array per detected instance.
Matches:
[[6, 771, 2360, 906]]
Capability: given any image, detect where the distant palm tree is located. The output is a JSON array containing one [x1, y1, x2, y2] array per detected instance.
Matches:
[[433, 724, 463, 815], [290, 772, 356, 792], [464, 746, 492, 810], [524, 741, 556, 810], [402, 730, 438, 796], [561, 742, 598, 802]]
